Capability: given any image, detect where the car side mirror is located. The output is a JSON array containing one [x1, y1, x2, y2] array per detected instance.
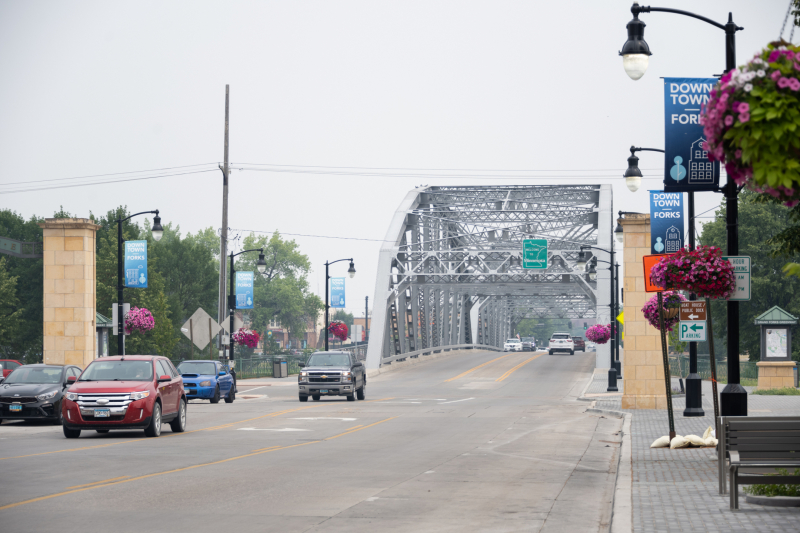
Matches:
[[158, 375, 171, 383], [219, 371, 226, 376], [298, 363, 305, 368], [67, 375, 78, 384]]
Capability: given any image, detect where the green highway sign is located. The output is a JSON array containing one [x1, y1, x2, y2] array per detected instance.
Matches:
[[522, 239, 548, 269], [679, 320, 707, 342]]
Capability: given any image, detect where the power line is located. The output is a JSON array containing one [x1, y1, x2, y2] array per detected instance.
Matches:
[[234, 162, 665, 172], [229, 227, 388, 243], [0, 169, 218, 194], [0, 163, 218, 187]]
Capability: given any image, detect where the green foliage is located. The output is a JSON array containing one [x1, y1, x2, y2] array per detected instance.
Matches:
[[751, 387, 800, 396], [699, 191, 800, 362], [0, 210, 43, 362], [0, 257, 24, 357], [332, 309, 354, 327], [743, 469, 800, 497], [668, 328, 688, 355]]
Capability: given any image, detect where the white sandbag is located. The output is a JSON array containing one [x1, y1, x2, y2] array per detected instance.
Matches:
[[686, 434, 705, 447], [650, 435, 671, 448], [670, 435, 690, 449], [702, 426, 714, 440], [704, 437, 718, 447]]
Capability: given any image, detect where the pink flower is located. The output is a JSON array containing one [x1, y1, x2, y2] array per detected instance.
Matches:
[[735, 149, 742, 158], [724, 115, 734, 126], [739, 112, 750, 123], [769, 50, 781, 62], [778, 77, 791, 88], [771, 70, 782, 81], [738, 102, 749, 113], [789, 78, 800, 91], [787, 51, 796, 61], [720, 93, 729, 102]]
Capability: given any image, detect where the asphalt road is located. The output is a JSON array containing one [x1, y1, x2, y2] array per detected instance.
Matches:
[[0, 349, 621, 532]]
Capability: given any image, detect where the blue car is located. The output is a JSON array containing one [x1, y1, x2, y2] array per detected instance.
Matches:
[[177, 360, 235, 404]]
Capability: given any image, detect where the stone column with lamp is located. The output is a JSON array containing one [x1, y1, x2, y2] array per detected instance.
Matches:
[[754, 306, 797, 390]]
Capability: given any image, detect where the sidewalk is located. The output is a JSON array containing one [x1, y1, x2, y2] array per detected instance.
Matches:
[[582, 373, 800, 532]]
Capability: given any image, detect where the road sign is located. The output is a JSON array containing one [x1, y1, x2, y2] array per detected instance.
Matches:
[[181, 308, 222, 350], [221, 314, 244, 334], [722, 256, 751, 301], [522, 239, 548, 269], [679, 321, 707, 342], [643, 254, 670, 292], [616, 311, 624, 324], [680, 301, 707, 321]]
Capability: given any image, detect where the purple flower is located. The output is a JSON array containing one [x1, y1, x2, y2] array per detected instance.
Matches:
[[724, 115, 734, 126], [738, 103, 749, 113], [739, 112, 750, 123], [769, 50, 781, 62], [771, 70, 782, 81], [789, 78, 800, 91], [735, 149, 742, 159], [778, 77, 791, 88]]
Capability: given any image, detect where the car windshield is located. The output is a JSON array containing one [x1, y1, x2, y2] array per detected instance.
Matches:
[[521, 338, 533, 342], [80, 361, 153, 381], [506, 339, 520, 344], [307, 353, 351, 366], [177, 362, 216, 375], [552, 334, 571, 340], [4, 367, 62, 384]]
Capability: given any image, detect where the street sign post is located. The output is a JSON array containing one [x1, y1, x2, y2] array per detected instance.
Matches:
[[679, 321, 707, 342], [680, 301, 707, 321], [522, 239, 548, 269], [723, 256, 751, 301]]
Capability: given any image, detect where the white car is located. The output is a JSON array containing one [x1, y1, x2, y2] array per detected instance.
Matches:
[[503, 339, 522, 352], [548, 333, 575, 355]]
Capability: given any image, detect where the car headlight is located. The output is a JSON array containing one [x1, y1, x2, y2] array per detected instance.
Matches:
[[37, 390, 58, 401], [131, 391, 151, 401], [199, 380, 211, 387], [66, 392, 79, 401]]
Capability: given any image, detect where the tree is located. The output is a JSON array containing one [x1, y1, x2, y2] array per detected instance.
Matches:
[[516, 318, 571, 343], [700, 190, 800, 361], [332, 309, 354, 327], [0, 257, 24, 356]]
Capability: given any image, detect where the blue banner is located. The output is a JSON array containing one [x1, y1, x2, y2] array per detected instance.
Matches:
[[649, 191, 685, 254], [330, 277, 345, 308], [124, 240, 148, 288], [235, 271, 254, 309], [664, 78, 720, 192]]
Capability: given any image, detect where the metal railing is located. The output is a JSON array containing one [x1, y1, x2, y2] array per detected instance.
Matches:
[[668, 355, 759, 384], [381, 343, 503, 365], [171, 356, 304, 380]]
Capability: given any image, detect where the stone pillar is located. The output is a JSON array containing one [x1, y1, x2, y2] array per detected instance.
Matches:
[[620, 214, 669, 410], [756, 361, 797, 389], [40, 218, 100, 368]]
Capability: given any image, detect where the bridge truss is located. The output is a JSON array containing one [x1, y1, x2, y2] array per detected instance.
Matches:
[[365, 185, 614, 370]]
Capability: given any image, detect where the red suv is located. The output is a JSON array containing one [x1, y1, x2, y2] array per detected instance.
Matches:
[[62, 355, 186, 438], [1, 359, 22, 379]]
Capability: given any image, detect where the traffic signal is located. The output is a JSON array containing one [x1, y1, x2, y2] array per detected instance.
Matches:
[[583, 322, 588, 330]]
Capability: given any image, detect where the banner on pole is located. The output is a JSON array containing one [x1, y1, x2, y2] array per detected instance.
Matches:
[[649, 191, 684, 254], [663, 77, 720, 192], [124, 240, 148, 288], [331, 277, 346, 308], [235, 271, 254, 309]]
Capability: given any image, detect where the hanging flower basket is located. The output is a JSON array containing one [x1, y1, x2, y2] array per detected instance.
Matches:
[[642, 291, 686, 332], [700, 41, 800, 207], [124, 307, 154, 334], [232, 328, 260, 349], [328, 321, 349, 342], [586, 324, 611, 344], [649, 246, 736, 300]]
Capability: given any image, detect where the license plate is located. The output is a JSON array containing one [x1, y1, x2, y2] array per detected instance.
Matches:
[[9, 405, 22, 412], [320, 389, 328, 393], [186, 390, 195, 395], [94, 409, 110, 418]]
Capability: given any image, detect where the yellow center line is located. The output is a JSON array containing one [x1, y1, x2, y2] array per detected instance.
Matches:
[[444, 353, 518, 382], [0, 397, 397, 462], [66, 476, 130, 490], [0, 417, 398, 512], [495, 353, 544, 382]]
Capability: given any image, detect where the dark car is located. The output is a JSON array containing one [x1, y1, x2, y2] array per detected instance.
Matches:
[[0, 359, 23, 379], [0, 364, 82, 424], [297, 351, 366, 402], [62, 355, 186, 438], [177, 360, 234, 403], [572, 337, 586, 352], [521, 337, 536, 352]]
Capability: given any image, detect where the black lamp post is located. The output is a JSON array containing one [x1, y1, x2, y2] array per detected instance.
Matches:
[[577, 245, 618, 392], [116, 210, 163, 356], [324, 259, 356, 351], [620, 2, 746, 416], [228, 248, 267, 387]]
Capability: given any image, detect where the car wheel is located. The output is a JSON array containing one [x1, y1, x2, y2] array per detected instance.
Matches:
[[170, 399, 187, 433], [96, 429, 109, 434], [53, 406, 63, 426], [569, 350, 574, 355], [312, 395, 321, 401], [548, 351, 553, 355], [224, 385, 235, 404], [299, 395, 308, 402], [144, 402, 162, 438], [63, 425, 80, 439], [357, 385, 366, 400], [210, 385, 221, 404], [347, 393, 356, 401]]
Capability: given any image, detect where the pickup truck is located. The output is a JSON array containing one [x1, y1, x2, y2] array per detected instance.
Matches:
[[298, 351, 366, 402]]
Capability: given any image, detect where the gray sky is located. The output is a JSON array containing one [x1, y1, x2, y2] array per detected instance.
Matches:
[[0, 0, 793, 317]]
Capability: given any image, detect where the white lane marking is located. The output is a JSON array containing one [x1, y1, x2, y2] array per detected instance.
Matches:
[[366, 497, 379, 502], [403, 399, 447, 401], [439, 397, 475, 404], [289, 417, 358, 421], [238, 386, 269, 393], [424, 471, 435, 474], [237, 428, 312, 432], [383, 401, 422, 404]]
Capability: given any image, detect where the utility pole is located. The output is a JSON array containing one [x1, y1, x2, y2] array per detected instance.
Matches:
[[365, 296, 369, 342], [218, 85, 230, 354]]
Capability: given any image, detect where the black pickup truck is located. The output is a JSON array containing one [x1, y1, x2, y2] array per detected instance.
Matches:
[[297, 351, 366, 402]]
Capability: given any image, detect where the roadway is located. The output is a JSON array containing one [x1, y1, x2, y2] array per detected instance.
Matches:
[[0, 349, 621, 532]]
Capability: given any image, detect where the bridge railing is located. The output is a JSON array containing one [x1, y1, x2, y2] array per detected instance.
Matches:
[[380, 343, 503, 366]]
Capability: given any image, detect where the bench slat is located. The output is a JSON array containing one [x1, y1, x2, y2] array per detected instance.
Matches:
[[730, 444, 800, 452], [729, 433, 800, 440], [728, 421, 800, 431], [737, 451, 800, 459]]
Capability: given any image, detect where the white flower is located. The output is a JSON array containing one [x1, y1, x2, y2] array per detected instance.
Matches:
[[745, 71, 756, 81], [757, 70, 766, 77], [744, 83, 753, 92], [752, 57, 764, 65]]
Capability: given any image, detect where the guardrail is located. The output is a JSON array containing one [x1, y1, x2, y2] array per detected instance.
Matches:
[[381, 343, 503, 366], [172, 356, 305, 380]]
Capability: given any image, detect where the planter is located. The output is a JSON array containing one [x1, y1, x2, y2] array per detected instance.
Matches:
[[642, 291, 686, 332], [649, 246, 736, 300], [664, 307, 680, 319], [745, 495, 800, 507]]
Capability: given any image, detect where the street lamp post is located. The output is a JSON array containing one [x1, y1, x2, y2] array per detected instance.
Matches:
[[116, 210, 164, 356], [228, 249, 267, 388], [324, 259, 356, 351], [620, 2, 746, 416], [577, 246, 618, 392]]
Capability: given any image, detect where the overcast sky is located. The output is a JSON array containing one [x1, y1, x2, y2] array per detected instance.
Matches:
[[0, 0, 794, 318]]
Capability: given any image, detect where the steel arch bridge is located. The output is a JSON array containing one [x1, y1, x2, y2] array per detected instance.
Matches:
[[365, 184, 614, 370]]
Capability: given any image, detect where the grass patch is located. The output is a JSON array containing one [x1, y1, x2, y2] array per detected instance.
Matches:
[[709, 378, 759, 387], [743, 469, 800, 497], [751, 387, 800, 396]]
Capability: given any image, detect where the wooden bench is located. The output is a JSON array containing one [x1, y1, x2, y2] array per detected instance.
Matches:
[[718, 416, 800, 510]]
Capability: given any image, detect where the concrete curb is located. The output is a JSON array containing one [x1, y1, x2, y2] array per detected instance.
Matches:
[[366, 348, 492, 379], [610, 412, 633, 533], [577, 373, 595, 402]]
